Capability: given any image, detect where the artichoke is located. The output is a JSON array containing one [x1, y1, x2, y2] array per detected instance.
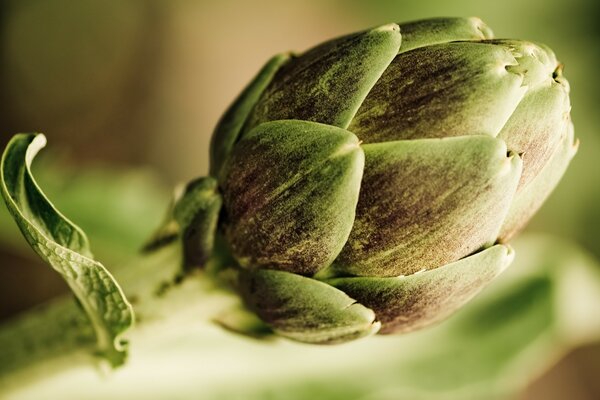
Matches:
[[180, 17, 577, 344]]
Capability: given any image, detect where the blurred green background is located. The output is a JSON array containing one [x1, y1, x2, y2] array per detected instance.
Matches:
[[0, 0, 598, 399]]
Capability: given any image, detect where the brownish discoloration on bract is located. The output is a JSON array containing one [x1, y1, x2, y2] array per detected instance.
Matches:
[[332, 136, 521, 277], [222, 120, 364, 276]]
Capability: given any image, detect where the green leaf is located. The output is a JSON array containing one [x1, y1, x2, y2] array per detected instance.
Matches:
[[237, 268, 380, 344], [329, 135, 522, 277], [0, 134, 133, 366], [209, 53, 291, 180], [222, 120, 364, 276], [328, 245, 514, 334], [244, 23, 401, 132], [0, 190, 30, 253], [398, 17, 494, 53]]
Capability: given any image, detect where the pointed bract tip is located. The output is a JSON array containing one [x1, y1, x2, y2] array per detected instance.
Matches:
[[375, 23, 400, 33], [571, 138, 580, 154], [468, 16, 494, 39]]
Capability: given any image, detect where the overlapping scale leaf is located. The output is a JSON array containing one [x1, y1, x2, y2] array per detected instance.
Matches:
[[499, 82, 570, 188], [238, 268, 380, 344], [348, 41, 529, 143], [243, 23, 401, 133], [502, 41, 557, 84], [330, 135, 522, 277], [500, 120, 578, 241], [209, 53, 290, 180], [398, 17, 494, 53], [222, 120, 364, 276], [203, 17, 578, 344], [328, 245, 514, 334], [494, 40, 570, 190]]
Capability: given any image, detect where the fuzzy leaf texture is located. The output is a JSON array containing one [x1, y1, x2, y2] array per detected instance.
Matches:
[[205, 17, 578, 342]]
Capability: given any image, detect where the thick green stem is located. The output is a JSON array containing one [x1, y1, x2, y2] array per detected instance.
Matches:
[[0, 241, 240, 388], [2, 235, 599, 399], [0, 295, 96, 377]]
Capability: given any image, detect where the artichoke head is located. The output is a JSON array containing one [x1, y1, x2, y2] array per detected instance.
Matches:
[[185, 18, 577, 343]]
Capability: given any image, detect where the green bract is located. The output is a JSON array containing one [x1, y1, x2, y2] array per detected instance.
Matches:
[[194, 17, 577, 343]]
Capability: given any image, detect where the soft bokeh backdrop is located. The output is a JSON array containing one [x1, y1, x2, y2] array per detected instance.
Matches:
[[0, 0, 598, 399]]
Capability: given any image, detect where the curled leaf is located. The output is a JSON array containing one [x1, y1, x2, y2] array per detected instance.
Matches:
[[0, 134, 133, 366]]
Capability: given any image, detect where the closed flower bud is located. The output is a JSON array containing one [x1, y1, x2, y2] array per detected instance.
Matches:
[[191, 17, 578, 343]]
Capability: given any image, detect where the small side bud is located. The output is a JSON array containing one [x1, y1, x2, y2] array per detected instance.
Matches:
[[174, 176, 222, 268]]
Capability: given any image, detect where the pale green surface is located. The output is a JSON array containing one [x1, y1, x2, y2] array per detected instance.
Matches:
[[0, 134, 133, 365], [1, 234, 599, 400]]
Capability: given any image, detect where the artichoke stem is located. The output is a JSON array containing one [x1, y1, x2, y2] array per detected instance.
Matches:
[[0, 241, 239, 391]]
